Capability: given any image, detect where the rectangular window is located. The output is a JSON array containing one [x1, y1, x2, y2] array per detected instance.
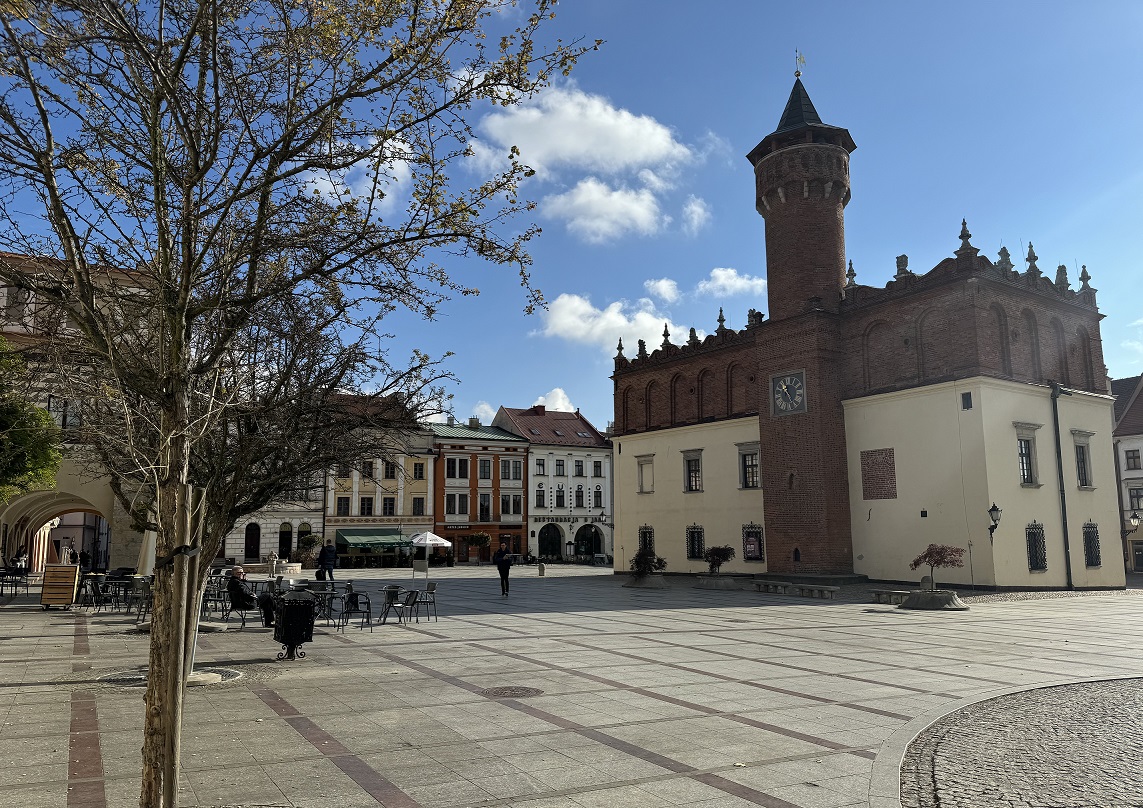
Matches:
[[361, 461, 374, 479], [574, 460, 584, 476], [961, 391, 972, 410], [1131, 488, 1143, 511], [536, 458, 545, 475], [742, 523, 764, 561], [412, 497, 425, 516], [479, 493, 491, 521], [1075, 444, 1090, 488], [686, 525, 705, 560], [574, 487, 584, 508], [446, 457, 469, 478], [382, 497, 395, 517], [593, 488, 602, 508], [501, 459, 511, 479], [479, 459, 492, 480], [512, 460, 523, 480], [1026, 521, 1047, 571], [445, 494, 456, 515], [1127, 450, 1142, 471], [555, 487, 565, 508], [685, 458, 702, 492], [360, 496, 374, 516], [413, 462, 425, 480], [555, 459, 565, 476], [47, 396, 82, 430], [446, 458, 457, 478], [637, 455, 654, 493], [593, 460, 603, 478], [335, 496, 350, 516], [1082, 522, 1101, 567], [638, 525, 654, 553], [512, 494, 522, 515], [741, 452, 759, 489], [535, 488, 545, 508], [383, 461, 397, 479], [457, 493, 468, 516], [1014, 422, 1042, 486], [501, 494, 511, 515]]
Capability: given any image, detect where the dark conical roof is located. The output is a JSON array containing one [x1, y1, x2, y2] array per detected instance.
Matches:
[[773, 78, 823, 134], [746, 78, 855, 165]]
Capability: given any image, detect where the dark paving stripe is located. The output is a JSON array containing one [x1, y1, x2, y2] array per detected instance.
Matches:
[[371, 647, 868, 807], [68, 690, 106, 808], [73, 616, 89, 656], [251, 684, 421, 807]]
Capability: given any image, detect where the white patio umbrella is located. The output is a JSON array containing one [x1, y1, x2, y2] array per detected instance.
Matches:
[[410, 531, 451, 580]]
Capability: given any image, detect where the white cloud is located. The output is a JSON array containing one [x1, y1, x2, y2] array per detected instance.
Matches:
[[682, 195, 711, 236], [1123, 339, 1143, 355], [538, 292, 695, 355], [473, 86, 692, 178], [1131, 318, 1143, 327], [542, 178, 665, 243], [643, 278, 680, 303], [695, 267, 767, 298], [534, 388, 575, 412], [472, 401, 497, 423]]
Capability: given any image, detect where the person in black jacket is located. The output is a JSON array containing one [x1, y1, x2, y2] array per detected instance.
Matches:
[[226, 566, 275, 627], [492, 542, 513, 596], [316, 539, 338, 580]]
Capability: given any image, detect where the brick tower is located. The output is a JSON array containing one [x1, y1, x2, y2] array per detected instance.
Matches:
[[749, 78, 856, 573]]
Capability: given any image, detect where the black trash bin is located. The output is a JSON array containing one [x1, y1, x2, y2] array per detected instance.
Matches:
[[272, 588, 316, 660]]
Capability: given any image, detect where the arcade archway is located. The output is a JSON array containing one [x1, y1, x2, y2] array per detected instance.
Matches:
[[537, 523, 563, 558]]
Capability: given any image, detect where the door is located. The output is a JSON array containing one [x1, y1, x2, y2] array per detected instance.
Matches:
[[538, 524, 562, 558], [278, 523, 292, 559], [244, 523, 261, 561], [1133, 541, 1143, 572]]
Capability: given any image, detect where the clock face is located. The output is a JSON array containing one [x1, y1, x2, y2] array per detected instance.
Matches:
[[771, 371, 807, 415]]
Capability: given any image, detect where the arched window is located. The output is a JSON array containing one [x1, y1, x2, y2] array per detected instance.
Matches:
[[277, 522, 292, 559], [243, 523, 261, 562]]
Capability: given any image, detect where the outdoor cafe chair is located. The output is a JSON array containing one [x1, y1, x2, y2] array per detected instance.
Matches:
[[81, 576, 109, 611], [123, 577, 149, 616], [414, 582, 438, 622], [379, 586, 408, 624], [335, 590, 372, 632]]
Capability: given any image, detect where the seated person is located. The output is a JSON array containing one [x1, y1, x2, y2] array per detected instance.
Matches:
[[226, 566, 275, 626]]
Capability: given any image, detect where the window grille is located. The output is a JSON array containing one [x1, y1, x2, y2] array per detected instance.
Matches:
[[1026, 521, 1047, 571], [1082, 522, 1101, 568], [742, 523, 765, 561], [637, 525, 654, 553], [686, 525, 705, 559]]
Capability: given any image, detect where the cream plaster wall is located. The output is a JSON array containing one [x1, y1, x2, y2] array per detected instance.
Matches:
[[613, 417, 764, 575], [845, 378, 1124, 589]]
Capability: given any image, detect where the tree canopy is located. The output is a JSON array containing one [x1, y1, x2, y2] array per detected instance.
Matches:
[[0, 338, 60, 505]]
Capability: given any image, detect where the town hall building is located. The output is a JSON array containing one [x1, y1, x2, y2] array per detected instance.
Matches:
[[611, 78, 1125, 590]]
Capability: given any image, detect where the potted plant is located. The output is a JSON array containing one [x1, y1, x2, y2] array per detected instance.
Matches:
[[695, 545, 741, 589], [467, 531, 491, 565], [900, 544, 969, 610], [624, 546, 668, 588]]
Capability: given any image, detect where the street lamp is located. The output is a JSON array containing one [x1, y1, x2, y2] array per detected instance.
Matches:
[[1123, 510, 1141, 539], [987, 503, 1002, 544]]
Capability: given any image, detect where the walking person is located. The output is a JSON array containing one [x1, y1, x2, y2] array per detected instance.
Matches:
[[316, 539, 338, 581], [492, 541, 513, 596]]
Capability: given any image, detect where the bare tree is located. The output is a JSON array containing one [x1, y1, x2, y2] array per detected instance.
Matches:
[[0, 2, 593, 804]]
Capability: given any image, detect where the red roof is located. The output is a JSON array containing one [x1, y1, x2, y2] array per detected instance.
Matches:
[[493, 406, 609, 448], [1113, 375, 1143, 437]]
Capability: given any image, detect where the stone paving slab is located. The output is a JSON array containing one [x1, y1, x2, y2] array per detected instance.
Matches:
[[1, 566, 1142, 807]]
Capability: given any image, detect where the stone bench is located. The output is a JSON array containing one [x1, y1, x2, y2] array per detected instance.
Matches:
[[794, 584, 840, 599], [751, 580, 793, 595], [870, 588, 911, 605]]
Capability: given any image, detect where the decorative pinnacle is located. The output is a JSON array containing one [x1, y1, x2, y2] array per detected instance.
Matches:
[[1055, 264, 1070, 291], [661, 323, 671, 349], [1026, 243, 1039, 273], [959, 218, 973, 249], [845, 259, 856, 287], [1079, 265, 1093, 291], [615, 337, 624, 358], [716, 307, 726, 332], [996, 246, 1013, 273]]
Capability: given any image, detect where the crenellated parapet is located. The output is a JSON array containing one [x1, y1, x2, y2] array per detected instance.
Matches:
[[612, 307, 760, 374]]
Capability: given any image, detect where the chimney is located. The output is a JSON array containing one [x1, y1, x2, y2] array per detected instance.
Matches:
[[468, 416, 481, 429], [446, 415, 455, 426], [533, 405, 546, 415]]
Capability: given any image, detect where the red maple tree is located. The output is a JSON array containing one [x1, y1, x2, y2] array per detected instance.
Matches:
[[909, 544, 966, 590]]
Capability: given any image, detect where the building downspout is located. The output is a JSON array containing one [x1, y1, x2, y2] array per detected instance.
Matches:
[[1050, 382, 1075, 590], [1113, 438, 1129, 569]]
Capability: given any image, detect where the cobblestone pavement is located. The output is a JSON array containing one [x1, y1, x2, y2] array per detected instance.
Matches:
[[900, 679, 1143, 808], [2, 567, 1143, 808]]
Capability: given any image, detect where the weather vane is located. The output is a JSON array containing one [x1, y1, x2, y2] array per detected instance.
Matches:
[[795, 49, 806, 78]]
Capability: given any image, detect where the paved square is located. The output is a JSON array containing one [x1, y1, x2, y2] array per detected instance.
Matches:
[[2, 567, 1141, 807]]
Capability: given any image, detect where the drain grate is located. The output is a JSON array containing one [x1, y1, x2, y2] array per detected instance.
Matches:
[[481, 686, 544, 699], [100, 667, 244, 688]]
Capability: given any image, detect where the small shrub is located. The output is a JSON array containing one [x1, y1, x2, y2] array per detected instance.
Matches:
[[296, 534, 321, 569], [629, 546, 667, 579], [703, 545, 736, 574], [909, 544, 965, 590]]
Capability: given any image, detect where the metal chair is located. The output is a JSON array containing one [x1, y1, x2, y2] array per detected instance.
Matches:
[[414, 582, 438, 622], [335, 590, 372, 632], [379, 586, 407, 624]]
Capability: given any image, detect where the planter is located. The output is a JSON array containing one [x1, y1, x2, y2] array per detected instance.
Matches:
[[694, 575, 741, 590], [623, 574, 668, 589], [898, 589, 969, 610]]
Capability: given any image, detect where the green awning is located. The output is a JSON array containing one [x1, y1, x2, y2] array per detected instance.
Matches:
[[335, 528, 412, 548]]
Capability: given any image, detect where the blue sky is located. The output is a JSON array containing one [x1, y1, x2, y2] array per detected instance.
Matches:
[[405, 1, 1143, 430]]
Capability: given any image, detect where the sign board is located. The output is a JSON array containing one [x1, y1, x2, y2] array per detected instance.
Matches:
[[39, 564, 80, 609]]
